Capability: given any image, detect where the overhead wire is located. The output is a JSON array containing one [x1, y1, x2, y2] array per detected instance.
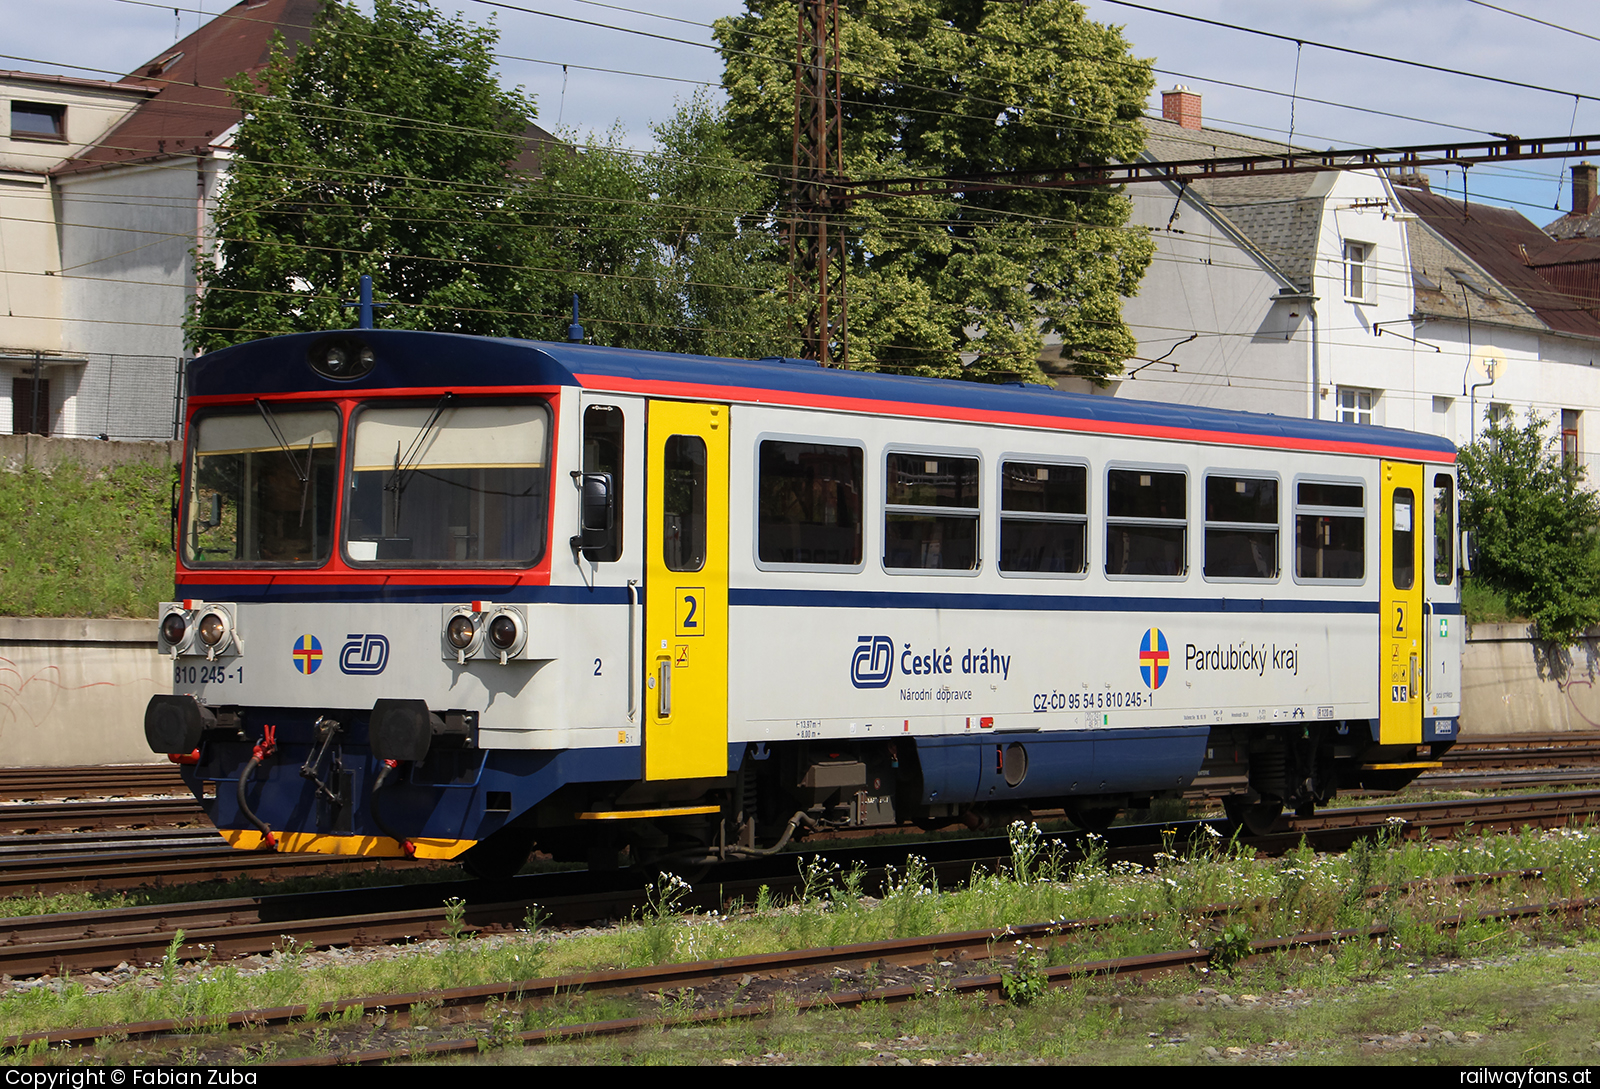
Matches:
[[10, 2, 1592, 363]]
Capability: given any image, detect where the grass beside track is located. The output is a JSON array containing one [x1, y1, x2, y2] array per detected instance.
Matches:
[[1, 818, 1598, 1064], [0, 461, 174, 618]]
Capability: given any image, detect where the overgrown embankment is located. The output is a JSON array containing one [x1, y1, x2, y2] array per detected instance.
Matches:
[[0, 461, 175, 618]]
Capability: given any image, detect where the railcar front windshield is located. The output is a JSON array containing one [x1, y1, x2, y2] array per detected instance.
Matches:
[[345, 400, 550, 565], [184, 406, 340, 565]]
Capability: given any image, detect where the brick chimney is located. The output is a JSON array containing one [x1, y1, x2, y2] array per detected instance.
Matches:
[[1574, 162, 1598, 215], [1162, 85, 1201, 130]]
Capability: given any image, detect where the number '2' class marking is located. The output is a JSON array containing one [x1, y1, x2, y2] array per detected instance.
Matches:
[[1393, 604, 1406, 635], [675, 588, 705, 637], [594, 658, 602, 676]]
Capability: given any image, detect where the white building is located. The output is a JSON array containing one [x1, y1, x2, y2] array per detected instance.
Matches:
[[1, 0, 318, 440], [1089, 87, 1600, 476]]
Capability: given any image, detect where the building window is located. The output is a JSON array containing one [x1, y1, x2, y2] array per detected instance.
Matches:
[[9, 102, 65, 141], [1432, 395, 1454, 437], [1337, 387, 1375, 425], [1562, 409, 1580, 464], [1344, 240, 1373, 302]]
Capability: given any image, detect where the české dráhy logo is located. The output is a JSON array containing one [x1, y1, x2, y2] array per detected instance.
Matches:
[[340, 634, 390, 675], [851, 635, 895, 688]]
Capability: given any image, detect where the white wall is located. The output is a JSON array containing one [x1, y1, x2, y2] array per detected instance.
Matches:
[[1108, 179, 1312, 416], [1312, 172, 1421, 429]]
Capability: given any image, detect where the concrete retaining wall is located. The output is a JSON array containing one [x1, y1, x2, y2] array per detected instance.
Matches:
[[0, 434, 180, 474], [1462, 622, 1600, 735], [0, 616, 1590, 768], [0, 618, 165, 767]]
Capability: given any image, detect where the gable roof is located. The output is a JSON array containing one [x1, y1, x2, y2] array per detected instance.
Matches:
[[1141, 116, 1324, 290], [49, 0, 558, 178], [1393, 185, 1600, 340], [53, 0, 320, 176]]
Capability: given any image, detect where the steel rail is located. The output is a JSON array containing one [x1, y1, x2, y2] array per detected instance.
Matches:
[[0, 764, 188, 802], [0, 843, 430, 897], [1, 790, 1593, 979], [0, 797, 206, 834], [274, 894, 1600, 1065], [0, 866, 1552, 1054]]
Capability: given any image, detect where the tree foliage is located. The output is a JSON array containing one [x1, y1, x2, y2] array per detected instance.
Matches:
[[523, 101, 795, 359], [714, 0, 1156, 381], [190, 0, 550, 350], [195, 0, 1152, 374], [191, 3, 791, 355], [1458, 411, 1600, 644]]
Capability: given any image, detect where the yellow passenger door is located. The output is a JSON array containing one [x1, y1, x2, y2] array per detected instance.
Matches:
[[644, 400, 729, 780], [1379, 460, 1424, 744]]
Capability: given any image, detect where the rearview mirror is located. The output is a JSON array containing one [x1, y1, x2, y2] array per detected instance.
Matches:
[[572, 471, 614, 561]]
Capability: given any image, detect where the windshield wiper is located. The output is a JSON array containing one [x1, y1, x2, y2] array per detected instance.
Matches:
[[385, 392, 453, 524], [255, 398, 315, 527]]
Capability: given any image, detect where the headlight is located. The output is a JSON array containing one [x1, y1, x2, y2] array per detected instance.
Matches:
[[198, 612, 226, 646], [447, 614, 476, 649], [442, 604, 485, 662], [484, 607, 526, 662], [488, 615, 518, 650], [161, 612, 188, 647], [308, 336, 376, 380]]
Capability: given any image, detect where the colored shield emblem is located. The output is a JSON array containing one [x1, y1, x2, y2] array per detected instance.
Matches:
[[293, 634, 323, 675], [1139, 628, 1169, 690]]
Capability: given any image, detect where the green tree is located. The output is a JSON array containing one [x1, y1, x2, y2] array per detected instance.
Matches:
[[1458, 411, 1600, 644], [523, 97, 795, 358], [714, 0, 1155, 381], [189, 0, 557, 350]]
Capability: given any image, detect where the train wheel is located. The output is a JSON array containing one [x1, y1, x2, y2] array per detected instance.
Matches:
[[1222, 797, 1283, 837], [459, 829, 536, 880], [1066, 803, 1119, 833]]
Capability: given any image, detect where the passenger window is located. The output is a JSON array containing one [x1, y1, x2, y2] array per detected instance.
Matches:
[[1105, 469, 1186, 577], [883, 452, 979, 570], [663, 435, 706, 572], [1203, 475, 1277, 579], [1392, 487, 1415, 590], [1433, 474, 1454, 584], [1000, 461, 1086, 574], [758, 441, 863, 565], [1295, 481, 1364, 580], [582, 405, 624, 563]]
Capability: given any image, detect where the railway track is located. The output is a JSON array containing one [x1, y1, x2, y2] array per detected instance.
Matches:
[[1, 736, 1596, 899], [7, 871, 1595, 1064], [2, 789, 1595, 981], [0, 763, 188, 802], [0, 797, 208, 835], [0, 838, 437, 897]]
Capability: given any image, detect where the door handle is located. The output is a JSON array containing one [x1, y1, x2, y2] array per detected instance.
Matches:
[[657, 658, 671, 718]]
